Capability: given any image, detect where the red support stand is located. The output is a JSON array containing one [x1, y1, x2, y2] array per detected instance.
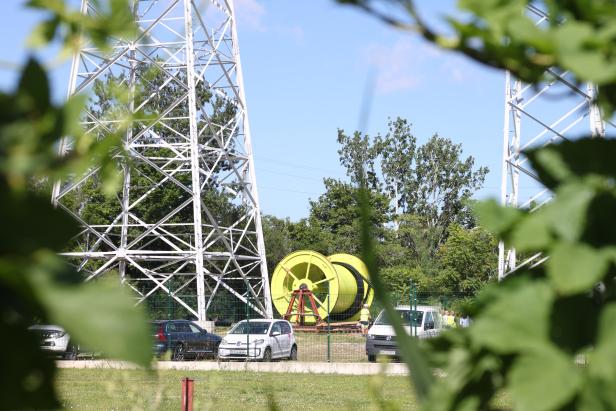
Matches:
[[181, 377, 194, 411], [283, 288, 323, 325]]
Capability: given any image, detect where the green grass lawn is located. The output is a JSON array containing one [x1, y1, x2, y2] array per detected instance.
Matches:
[[55, 369, 417, 410], [294, 331, 367, 362]]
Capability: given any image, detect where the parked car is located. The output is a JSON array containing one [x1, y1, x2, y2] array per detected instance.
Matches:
[[218, 319, 298, 362], [365, 305, 442, 362], [28, 325, 80, 360], [152, 320, 222, 361]]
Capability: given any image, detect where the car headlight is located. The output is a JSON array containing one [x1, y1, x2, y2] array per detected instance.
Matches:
[[221, 338, 229, 345], [253, 339, 264, 345], [367, 334, 375, 340], [48, 331, 66, 339]]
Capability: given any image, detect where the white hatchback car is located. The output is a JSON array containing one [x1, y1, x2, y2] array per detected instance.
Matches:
[[218, 319, 297, 361]]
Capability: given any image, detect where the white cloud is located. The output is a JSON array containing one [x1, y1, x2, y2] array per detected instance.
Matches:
[[363, 38, 426, 94], [362, 38, 475, 94], [233, 0, 304, 45], [235, 0, 267, 32]]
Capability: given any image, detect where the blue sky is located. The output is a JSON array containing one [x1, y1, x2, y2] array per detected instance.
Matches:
[[1, 0, 508, 221]]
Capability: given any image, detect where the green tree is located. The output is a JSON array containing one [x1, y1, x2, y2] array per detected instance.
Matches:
[[405, 135, 487, 233], [377, 117, 416, 219], [434, 224, 497, 295], [308, 177, 390, 254], [337, 118, 488, 249], [337, 129, 382, 190], [286, 218, 335, 255], [261, 215, 295, 274]]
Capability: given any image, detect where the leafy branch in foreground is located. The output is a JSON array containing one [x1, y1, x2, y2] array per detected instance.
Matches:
[[423, 139, 616, 411], [337, 0, 616, 114], [338, 1, 616, 410], [1, 1, 150, 409]]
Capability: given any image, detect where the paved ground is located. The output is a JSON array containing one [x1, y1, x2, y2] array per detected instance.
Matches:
[[56, 360, 409, 375]]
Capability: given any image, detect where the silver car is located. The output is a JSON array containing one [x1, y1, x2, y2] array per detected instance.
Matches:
[[218, 319, 298, 361], [28, 325, 79, 360]]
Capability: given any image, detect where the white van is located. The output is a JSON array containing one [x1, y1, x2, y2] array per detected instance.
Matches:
[[365, 305, 442, 362]]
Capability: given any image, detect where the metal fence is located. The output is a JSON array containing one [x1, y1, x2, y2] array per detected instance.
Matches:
[[146, 287, 475, 363]]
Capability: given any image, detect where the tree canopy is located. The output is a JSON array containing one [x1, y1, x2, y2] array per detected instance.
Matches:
[[262, 117, 494, 304]]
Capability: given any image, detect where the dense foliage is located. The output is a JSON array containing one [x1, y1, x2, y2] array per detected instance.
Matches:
[[263, 118, 493, 304]]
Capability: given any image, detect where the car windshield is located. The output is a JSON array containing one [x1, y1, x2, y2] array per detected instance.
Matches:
[[229, 321, 270, 335], [375, 309, 423, 326]]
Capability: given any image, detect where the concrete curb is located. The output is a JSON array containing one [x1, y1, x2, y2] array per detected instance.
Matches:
[[56, 360, 409, 376]]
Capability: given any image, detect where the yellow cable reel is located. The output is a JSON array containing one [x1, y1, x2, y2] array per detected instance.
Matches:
[[271, 250, 373, 325]]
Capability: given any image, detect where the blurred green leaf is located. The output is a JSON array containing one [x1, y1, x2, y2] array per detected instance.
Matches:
[[589, 303, 616, 382], [27, 18, 60, 48], [526, 140, 616, 189], [509, 346, 581, 411], [0, 321, 59, 410], [577, 379, 616, 411], [510, 211, 552, 252], [60, 94, 86, 138], [17, 58, 50, 112], [552, 22, 616, 83], [549, 294, 600, 354], [0, 187, 79, 255], [473, 199, 522, 236], [29, 254, 152, 367], [470, 280, 553, 353], [546, 243, 608, 295], [546, 182, 595, 242]]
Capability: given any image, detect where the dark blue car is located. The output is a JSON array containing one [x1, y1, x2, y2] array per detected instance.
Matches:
[[152, 320, 222, 360]]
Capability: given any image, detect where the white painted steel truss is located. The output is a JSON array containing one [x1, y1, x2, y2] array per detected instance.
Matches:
[[53, 0, 272, 319], [498, 5, 612, 280]]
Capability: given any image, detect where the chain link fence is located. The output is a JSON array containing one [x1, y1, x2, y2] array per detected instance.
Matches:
[[145, 288, 476, 363]]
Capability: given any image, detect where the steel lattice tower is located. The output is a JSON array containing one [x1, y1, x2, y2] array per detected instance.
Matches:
[[498, 5, 611, 280], [52, 0, 273, 320]]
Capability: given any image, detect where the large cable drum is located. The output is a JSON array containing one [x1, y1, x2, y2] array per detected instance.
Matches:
[[328, 253, 373, 322], [271, 250, 373, 325]]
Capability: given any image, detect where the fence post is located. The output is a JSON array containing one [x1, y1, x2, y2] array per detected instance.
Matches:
[[181, 377, 194, 411], [327, 281, 331, 363], [168, 287, 172, 320], [409, 280, 417, 337], [413, 284, 418, 337], [245, 294, 250, 362], [408, 280, 412, 337]]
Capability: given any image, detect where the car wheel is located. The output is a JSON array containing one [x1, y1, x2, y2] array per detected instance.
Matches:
[[368, 354, 376, 363], [64, 344, 78, 360], [289, 345, 298, 361], [172, 344, 185, 361], [262, 347, 272, 362]]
